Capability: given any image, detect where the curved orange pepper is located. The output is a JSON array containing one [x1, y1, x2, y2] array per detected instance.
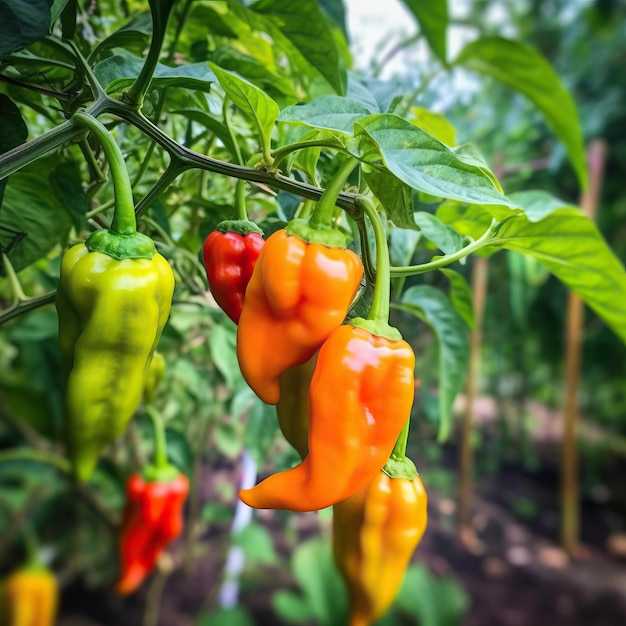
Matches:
[[239, 324, 415, 511]]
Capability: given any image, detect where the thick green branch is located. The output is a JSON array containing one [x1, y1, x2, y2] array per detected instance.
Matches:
[[0, 101, 359, 214]]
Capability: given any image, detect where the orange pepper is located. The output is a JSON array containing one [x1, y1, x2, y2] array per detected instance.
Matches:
[[333, 471, 428, 626], [236, 229, 363, 405], [239, 323, 415, 511]]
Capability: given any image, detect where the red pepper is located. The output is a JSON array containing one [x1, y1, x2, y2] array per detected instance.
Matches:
[[116, 472, 189, 595], [202, 222, 264, 324]]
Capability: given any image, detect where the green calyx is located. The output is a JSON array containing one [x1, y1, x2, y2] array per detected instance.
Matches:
[[349, 316, 402, 341], [143, 462, 180, 484], [383, 455, 418, 480], [286, 218, 347, 248], [217, 219, 263, 236], [86, 229, 157, 260]]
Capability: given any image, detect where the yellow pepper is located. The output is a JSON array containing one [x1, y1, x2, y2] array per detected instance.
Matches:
[[332, 470, 428, 626], [0, 566, 58, 626]]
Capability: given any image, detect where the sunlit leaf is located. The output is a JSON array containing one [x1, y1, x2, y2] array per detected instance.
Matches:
[[279, 97, 372, 134], [208, 62, 279, 155], [400, 0, 448, 63], [455, 37, 587, 188], [351, 114, 513, 208], [94, 54, 216, 95]]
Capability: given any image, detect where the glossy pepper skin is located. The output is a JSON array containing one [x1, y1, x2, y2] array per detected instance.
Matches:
[[237, 229, 363, 405], [116, 472, 189, 595], [276, 354, 317, 460], [56, 244, 175, 483], [239, 324, 415, 511], [202, 229, 264, 324], [0, 566, 58, 626], [333, 471, 428, 626]]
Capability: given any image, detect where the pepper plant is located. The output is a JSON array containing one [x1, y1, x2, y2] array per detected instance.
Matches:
[[0, 0, 625, 625]]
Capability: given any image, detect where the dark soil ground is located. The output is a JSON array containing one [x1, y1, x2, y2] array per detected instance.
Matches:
[[58, 398, 626, 626]]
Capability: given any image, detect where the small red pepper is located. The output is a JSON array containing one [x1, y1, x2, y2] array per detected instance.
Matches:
[[116, 472, 189, 595], [202, 221, 264, 324]]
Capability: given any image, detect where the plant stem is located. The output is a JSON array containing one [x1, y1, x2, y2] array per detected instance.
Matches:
[[390, 219, 498, 276], [355, 195, 390, 323], [0, 292, 56, 326], [145, 406, 169, 469], [310, 157, 358, 229], [135, 159, 189, 219], [223, 97, 248, 221], [0, 99, 361, 213], [125, 0, 175, 107], [21, 522, 40, 565], [2, 253, 28, 304], [271, 139, 345, 167], [389, 419, 410, 460], [73, 111, 136, 235]]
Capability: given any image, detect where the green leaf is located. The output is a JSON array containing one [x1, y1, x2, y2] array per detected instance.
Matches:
[[272, 591, 312, 624], [350, 114, 514, 208], [208, 323, 242, 389], [94, 54, 216, 95], [440, 268, 475, 329], [494, 194, 626, 344], [197, 607, 254, 626], [88, 12, 152, 61], [234, 522, 278, 565], [286, 538, 348, 626], [172, 109, 237, 158], [409, 107, 456, 146], [48, 160, 88, 231], [389, 226, 421, 269], [400, 286, 469, 441], [243, 398, 278, 467], [436, 201, 493, 241], [278, 97, 372, 134], [0, 95, 28, 208], [396, 565, 469, 626], [400, 0, 448, 63], [362, 169, 415, 229], [0, 165, 73, 272], [208, 62, 279, 157], [209, 47, 298, 99], [414, 212, 464, 254], [0, 0, 52, 55], [50, 0, 70, 25], [455, 37, 587, 188], [346, 73, 404, 114], [441, 191, 626, 343], [247, 0, 344, 94]]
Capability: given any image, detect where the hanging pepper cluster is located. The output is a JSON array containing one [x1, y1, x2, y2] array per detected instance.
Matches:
[[201, 168, 429, 625], [50, 110, 427, 623]]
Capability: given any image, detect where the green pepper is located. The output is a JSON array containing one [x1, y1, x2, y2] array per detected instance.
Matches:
[[57, 111, 175, 482]]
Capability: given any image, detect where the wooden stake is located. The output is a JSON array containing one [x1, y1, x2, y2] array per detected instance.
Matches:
[[560, 139, 606, 556]]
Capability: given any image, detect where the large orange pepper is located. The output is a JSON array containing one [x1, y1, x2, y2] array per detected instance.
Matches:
[[236, 229, 363, 405], [238, 323, 415, 511], [333, 470, 428, 626]]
